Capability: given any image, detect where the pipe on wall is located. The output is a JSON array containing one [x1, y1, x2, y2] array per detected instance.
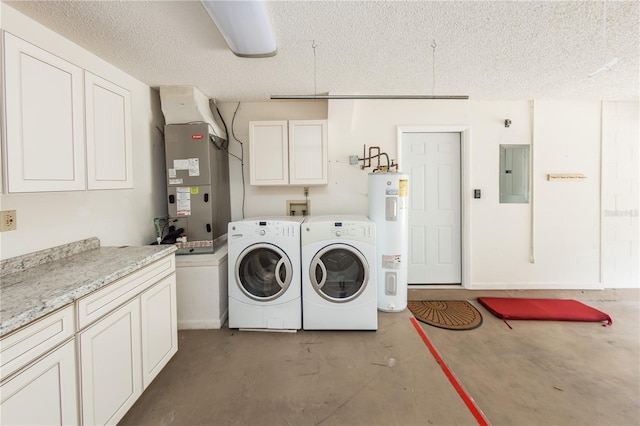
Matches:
[[529, 100, 536, 264]]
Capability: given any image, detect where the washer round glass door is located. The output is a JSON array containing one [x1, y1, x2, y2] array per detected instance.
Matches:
[[236, 243, 292, 301], [309, 243, 369, 302]]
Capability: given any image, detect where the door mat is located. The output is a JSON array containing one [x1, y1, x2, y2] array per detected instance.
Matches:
[[408, 301, 483, 330], [477, 297, 613, 329]]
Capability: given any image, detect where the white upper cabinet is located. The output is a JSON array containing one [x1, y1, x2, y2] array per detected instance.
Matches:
[[288, 120, 328, 185], [249, 119, 328, 186], [249, 120, 289, 185], [2, 31, 135, 193], [85, 71, 133, 189], [3, 32, 86, 192]]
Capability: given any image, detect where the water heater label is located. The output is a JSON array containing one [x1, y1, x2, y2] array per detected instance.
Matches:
[[381, 254, 402, 269], [399, 179, 408, 197]]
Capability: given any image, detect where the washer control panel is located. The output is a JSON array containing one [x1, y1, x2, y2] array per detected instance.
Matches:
[[229, 219, 301, 239], [249, 222, 298, 238]]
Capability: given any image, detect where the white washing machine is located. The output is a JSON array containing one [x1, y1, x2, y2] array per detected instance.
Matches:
[[228, 217, 303, 330], [301, 215, 377, 330]]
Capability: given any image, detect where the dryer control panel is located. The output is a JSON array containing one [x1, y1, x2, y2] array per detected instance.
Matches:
[[303, 220, 375, 245], [330, 221, 374, 239]]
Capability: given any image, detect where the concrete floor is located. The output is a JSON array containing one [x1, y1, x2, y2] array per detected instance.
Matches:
[[120, 289, 639, 426]]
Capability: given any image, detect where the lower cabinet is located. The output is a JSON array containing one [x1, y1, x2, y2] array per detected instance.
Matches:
[[79, 298, 142, 425], [0, 254, 177, 425], [141, 274, 178, 388], [78, 273, 177, 425], [0, 339, 78, 425]]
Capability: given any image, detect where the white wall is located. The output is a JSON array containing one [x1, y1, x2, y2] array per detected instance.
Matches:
[[2, 5, 636, 288], [217, 101, 328, 220], [0, 5, 167, 259], [529, 101, 602, 287], [219, 98, 638, 289], [466, 102, 533, 286], [602, 101, 639, 288]]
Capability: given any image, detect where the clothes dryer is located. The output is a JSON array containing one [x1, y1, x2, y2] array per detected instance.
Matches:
[[228, 217, 303, 330], [301, 215, 377, 330]]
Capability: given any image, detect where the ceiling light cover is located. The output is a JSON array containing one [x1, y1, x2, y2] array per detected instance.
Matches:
[[201, 0, 277, 58]]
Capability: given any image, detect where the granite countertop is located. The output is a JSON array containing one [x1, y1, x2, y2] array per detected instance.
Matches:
[[0, 238, 177, 338]]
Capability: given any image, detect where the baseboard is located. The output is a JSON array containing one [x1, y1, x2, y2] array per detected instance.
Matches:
[[178, 319, 223, 330], [464, 282, 604, 290], [409, 284, 462, 290]]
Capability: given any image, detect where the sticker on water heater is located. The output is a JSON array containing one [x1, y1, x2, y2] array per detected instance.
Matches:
[[188, 158, 200, 176], [399, 179, 408, 197], [168, 168, 177, 178], [169, 178, 183, 185], [176, 187, 191, 216], [381, 255, 402, 269]]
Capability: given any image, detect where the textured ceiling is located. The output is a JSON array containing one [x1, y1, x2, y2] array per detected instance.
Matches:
[[5, 0, 639, 102]]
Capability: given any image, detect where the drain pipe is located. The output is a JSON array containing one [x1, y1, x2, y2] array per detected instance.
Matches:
[[529, 100, 536, 264]]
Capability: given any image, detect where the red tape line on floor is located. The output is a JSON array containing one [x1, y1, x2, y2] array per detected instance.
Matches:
[[410, 317, 489, 426]]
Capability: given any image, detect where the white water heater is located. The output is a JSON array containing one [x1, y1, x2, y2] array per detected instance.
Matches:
[[368, 172, 409, 312]]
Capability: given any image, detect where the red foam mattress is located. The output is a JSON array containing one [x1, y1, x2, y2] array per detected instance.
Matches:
[[478, 297, 612, 327]]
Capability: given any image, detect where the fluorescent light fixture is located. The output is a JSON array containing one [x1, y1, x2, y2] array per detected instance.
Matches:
[[201, 0, 277, 58], [270, 94, 469, 100]]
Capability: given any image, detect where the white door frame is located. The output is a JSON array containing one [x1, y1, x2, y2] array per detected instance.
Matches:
[[397, 126, 472, 289]]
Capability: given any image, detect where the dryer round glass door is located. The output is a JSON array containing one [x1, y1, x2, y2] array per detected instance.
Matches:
[[236, 243, 293, 301], [309, 243, 369, 302]]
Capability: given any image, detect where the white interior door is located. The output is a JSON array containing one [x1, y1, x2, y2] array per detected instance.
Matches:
[[402, 132, 461, 284]]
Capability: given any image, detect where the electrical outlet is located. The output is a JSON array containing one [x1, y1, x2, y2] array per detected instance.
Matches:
[[286, 200, 310, 216], [1, 210, 17, 231]]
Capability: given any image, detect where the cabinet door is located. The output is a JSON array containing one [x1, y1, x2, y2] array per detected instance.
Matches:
[[0, 339, 78, 425], [140, 274, 178, 388], [85, 71, 133, 189], [3, 32, 85, 192], [289, 120, 328, 185], [249, 121, 289, 185], [79, 298, 142, 426]]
